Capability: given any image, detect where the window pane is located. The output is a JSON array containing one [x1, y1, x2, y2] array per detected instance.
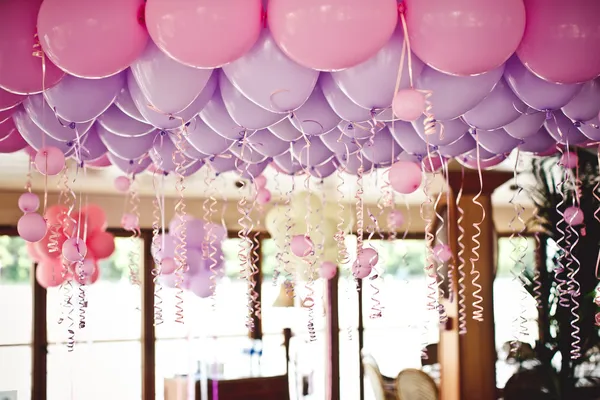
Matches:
[[47, 237, 143, 343], [0, 345, 31, 400], [47, 342, 141, 400], [0, 235, 33, 345]]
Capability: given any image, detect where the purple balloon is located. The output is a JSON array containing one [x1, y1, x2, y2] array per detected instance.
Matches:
[[578, 117, 600, 141], [200, 92, 246, 140], [338, 120, 385, 140], [362, 127, 402, 165], [438, 133, 476, 157], [413, 116, 469, 146], [167, 130, 206, 160], [273, 152, 303, 175], [222, 30, 319, 113], [457, 152, 506, 170], [331, 27, 424, 110], [397, 152, 422, 163], [544, 111, 588, 145], [519, 127, 556, 154], [462, 78, 525, 130], [77, 124, 107, 161], [321, 128, 362, 155], [183, 116, 234, 156], [219, 72, 284, 130], [475, 128, 522, 155], [416, 65, 504, 121], [0, 129, 28, 153], [290, 86, 340, 136], [206, 152, 238, 174], [504, 56, 582, 111], [12, 107, 77, 154], [504, 112, 546, 139], [115, 86, 146, 123], [230, 141, 268, 164], [130, 41, 213, 114], [268, 118, 302, 142], [97, 124, 157, 160], [187, 269, 213, 298], [248, 129, 290, 157], [150, 132, 193, 172], [180, 160, 204, 177], [291, 136, 333, 167], [388, 121, 430, 156], [320, 73, 371, 122], [44, 72, 124, 123], [562, 80, 600, 122], [309, 158, 338, 178], [97, 105, 154, 137], [107, 153, 152, 175], [337, 150, 374, 175], [23, 94, 94, 141], [128, 69, 216, 129], [236, 158, 270, 179]]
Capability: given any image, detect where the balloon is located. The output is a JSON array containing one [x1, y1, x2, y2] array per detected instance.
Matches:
[[438, 134, 476, 157], [415, 65, 504, 121], [422, 154, 446, 173], [86, 153, 112, 168], [98, 125, 157, 160], [34, 146, 66, 176], [578, 118, 600, 141], [0, 107, 16, 124], [0, 0, 65, 95], [36, 258, 66, 288], [457, 151, 506, 170], [107, 153, 152, 175], [128, 69, 217, 130], [475, 129, 521, 155], [462, 78, 525, 130], [44, 205, 67, 226], [357, 247, 379, 268], [0, 129, 28, 153], [176, 218, 205, 250], [268, 0, 397, 71], [146, 0, 262, 69], [79, 204, 107, 234], [289, 87, 340, 136], [388, 122, 429, 156], [87, 231, 115, 259], [248, 129, 290, 158], [219, 72, 284, 130], [115, 86, 146, 123], [337, 151, 374, 176], [121, 212, 139, 231], [254, 175, 267, 189], [149, 133, 183, 173], [272, 153, 303, 175], [206, 152, 238, 174], [504, 56, 582, 111], [564, 206, 584, 226], [544, 111, 588, 145], [290, 235, 314, 257], [319, 261, 337, 280], [77, 125, 107, 162], [23, 95, 95, 141], [389, 161, 422, 194], [516, 0, 600, 84], [18, 212, 47, 242], [361, 127, 402, 165], [321, 128, 362, 156], [200, 92, 246, 140], [184, 117, 234, 156], [37, 0, 148, 78], [268, 118, 303, 142], [291, 136, 333, 167], [504, 112, 547, 140], [19, 193, 40, 213], [152, 233, 175, 262], [559, 152, 579, 169], [387, 210, 405, 229], [223, 30, 320, 114], [352, 260, 372, 279], [413, 116, 469, 147], [256, 188, 272, 205], [131, 41, 214, 115], [331, 27, 425, 110], [179, 160, 203, 177], [230, 142, 268, 164], [160, 258, 177, 275], [562, 80, 600, 122], [72, 255, 98, 285], [43, 73, 124, 123], [0, 89, 25, 112], [310, 158, 338, 179], [392, 89, 427, 122], [12, 108, 77, 154], [188, 270, 214, 298], [236, 159, 270, 180], [405, 0, 525, 76], [26, 242, 43, 263], [97, 105, 155, 138], [320, 74, 372, 123], [433, 244, 452, 263], [62, 237, 87, 262], [519, 127, 556, 154]]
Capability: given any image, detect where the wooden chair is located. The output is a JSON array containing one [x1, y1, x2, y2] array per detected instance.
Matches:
[[362, 353, 397, 400], [395, 368, 438, 400]]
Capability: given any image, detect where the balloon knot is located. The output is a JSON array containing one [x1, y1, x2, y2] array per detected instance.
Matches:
[[397, 2, 406, 15], [68, 122, 76, 129], [137, 3, 146, 27], [160, 130, 167, 136], [261, 10, 268, 28], [545, 110, 553, 120], [573, 121, 582, 128]]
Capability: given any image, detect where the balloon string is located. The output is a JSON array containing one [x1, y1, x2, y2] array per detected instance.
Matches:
[[250, 177, 262, 321], [172, 128, 188, 325], [470, 132, 484, 323], [594, 149, 600, 325], [76, 167, 88, 332], [59, 166, 76, 351], [151, 171, 164, 327], [456, 166, 468, 335], [432, 152, 447, 303], [202, 168, 218, 309], [508, 148, 530, 353], [367, 207, 383, 319], [283, 175, 295, 297], [334, 145, 350, 266], [272, 168, 283, 285], [531, 204, 543, 310], [554, 145, 570, 308], [32, 33, 47, 150], [568, 220, 582, 360], [441, 159, 455, 304], [127, 176, 142, 287]]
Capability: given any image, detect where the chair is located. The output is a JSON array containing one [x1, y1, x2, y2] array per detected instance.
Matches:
[[395, 368, 438, 400], [362, 353, 397, 400]]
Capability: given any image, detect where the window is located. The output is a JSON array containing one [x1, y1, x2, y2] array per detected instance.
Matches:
[[0, 235, 33, 400]]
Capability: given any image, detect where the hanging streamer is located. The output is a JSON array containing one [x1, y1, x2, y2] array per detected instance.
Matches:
[[456, 167, 468, 335], [283, 173, 295, 297], [470, 132, 485, 323], [554, 145, 570, 309], [272, 168, 283, 285], [441, 160, 455, 304], [203, 167, 219, 309], [593, 150, 600, 325], [151, 172, 165, 326]]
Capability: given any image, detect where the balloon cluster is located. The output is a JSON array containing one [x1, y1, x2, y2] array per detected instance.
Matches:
[[152, 216, 227, 298], [23, 204, 116, 288], [0, 1, 598, 179]]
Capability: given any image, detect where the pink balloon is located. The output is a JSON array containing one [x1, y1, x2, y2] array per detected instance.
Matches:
[[421, 154, 445, 173], [0, 0, 65, 95], [114, 176, 131, 193], [516, 0, 600, 84], [393, 89, 427, 122], [434, 244, 452, 263], [268, 0, 397, 71], [387, 210, 404, 229], [37, 0, 148, 79], [121, 213, 140, 231], [405, 0, 525, 76], [34, 147, 66, 176], [319, 261, 337, 280], [389, 161, 421, 194], [36, 258, 66, 288], [290, 235, 314, 258], [559, 152, 578, 169], [62, 237, 87, 262], [79, 204, 107, 234], [26, 241, 43, 263], [72, 256, 97, 284], [160, 258, 177, 275], [0, 128, 28, 153], [146, 0, 262, 69], [352, 260, 372, 279], [18, 213, 48, 243], [564, 206, 584, 226], [87, 231, 115, 260], [357, 247, 379, 268], [18, 192, 40, 213], [254, 175, 267, 189], [0, 107, 16, 125], [256, 188, 272, 205], [0, 89, 24, 112]]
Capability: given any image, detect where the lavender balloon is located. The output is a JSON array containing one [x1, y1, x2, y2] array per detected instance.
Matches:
[[310, 158, 338, 179], [337, 151, 374, 175], [290, 86, 340, 136], [320, 73, 371, 122], [519, 127, 556, 154], [438, 133, 476, 157], [107, 153, 152, 175], [115, 86, 146, 123], [44, 72, 125, 123], [180, 160, 204, 177], [97, 124, 157, 160], [236, 159, 270, 179], [200, 92, 247, 140], [413, 116, 469, 146], [291, 136, 334, 167], [12, 107, 77, 154], [222, 30, 319, 113], [475, 128, 522, 155], [206, 152, 238, 174], [321, 128, 362, 155], [248, 129, 289, 157], [578, 117, 600, 141], [150, 133, 194, 172], [544, 111, 588, 145], [219, 72, 285, 130], [273, 152, 303, 175], [77, 124, 107, 161], [339, 120, 384, 140], [230, 141, 268, 164], [561, 80, 600, 122], [503, 112, 546, 139], [361, 127, 402, 165], [388, 121, 430, 156], [504, 56, 582, 111], [183, 116, 234, 156], [268, 118, 303, 142], [462, 78, 525, 130], [97, 105, 154, 137]]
